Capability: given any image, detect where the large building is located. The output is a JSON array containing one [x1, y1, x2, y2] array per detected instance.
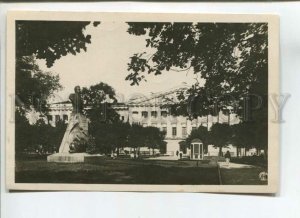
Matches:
[[43, 87, 256, 157], [40, 86, 263, 158], [112, 88, 211, 156]]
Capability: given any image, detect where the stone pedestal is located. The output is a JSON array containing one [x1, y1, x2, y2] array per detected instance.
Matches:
[[47, 153, 86, 163], [59, 113, 89, 153], [47, 153, 103, 163], [47, 113, 90, 163]]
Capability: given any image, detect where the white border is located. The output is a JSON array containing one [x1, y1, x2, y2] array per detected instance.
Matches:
[[5, 11, 279, 193]]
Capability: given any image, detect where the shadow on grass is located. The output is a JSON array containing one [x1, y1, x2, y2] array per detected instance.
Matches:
[[220, 167, 268, 185], [15, 158, 220, 185]]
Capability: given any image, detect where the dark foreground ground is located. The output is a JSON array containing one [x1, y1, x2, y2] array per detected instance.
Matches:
[[15, 157, 266, 185], [220, 167, 268, 185]]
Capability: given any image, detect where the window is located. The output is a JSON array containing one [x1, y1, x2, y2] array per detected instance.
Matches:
[[151, 111, 157, 118], [55, 115, 61, 122], [47, 115, 53, 121], [132, 111, 139, 115], [161, 111, 167, 118], [121, 116, 124, 121], [182, 127, 187, 137], [162, 127, 167, 133], [142, 111, 148, 118], [63, 115, 68, 121], [172, 127, 177, 137]]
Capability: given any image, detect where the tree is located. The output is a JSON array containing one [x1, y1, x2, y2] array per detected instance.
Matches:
[[15, 116, 67, 156], [209, 123, 233, 156], [16, 21, 100, 113], [126, 23, 267, 99], [127, 22, 268, 155], [49, 119, 68, 152], [127, 124, 145, 156], [81, 82, 120, 124], [231, 123, 252, 157], [15, 110, 32, 155], [143, 127, 166, 155], [16, 21, 100, 67], [231, 122, 267, 157], [16, 56, 62, 114], [185, 126, 210, 153], [90, 122, 130, 155]]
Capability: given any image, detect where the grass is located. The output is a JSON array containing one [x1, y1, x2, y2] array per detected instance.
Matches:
[[220, 167, 268, 185], [15, 157, 220, 185]]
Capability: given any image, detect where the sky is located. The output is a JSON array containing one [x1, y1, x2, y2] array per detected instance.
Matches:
[[37, 22, 199, 103]]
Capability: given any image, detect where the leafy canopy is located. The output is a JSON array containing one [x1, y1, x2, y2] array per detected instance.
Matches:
[[126, 22, 268, 117], [16, 21, 100, 67]]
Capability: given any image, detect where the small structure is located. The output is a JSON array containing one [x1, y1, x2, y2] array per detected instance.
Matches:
[[190, 138, 204, 160]]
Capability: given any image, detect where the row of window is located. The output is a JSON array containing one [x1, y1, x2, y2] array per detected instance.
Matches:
[[132, 111, 168, 118], [47, 115, 68, 122], [170, 126, 197, 137]]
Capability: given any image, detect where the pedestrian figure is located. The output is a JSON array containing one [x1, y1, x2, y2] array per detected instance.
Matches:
[[225, 151, 231, 168]]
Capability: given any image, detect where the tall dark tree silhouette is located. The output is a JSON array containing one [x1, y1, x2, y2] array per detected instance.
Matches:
[[184, 126, 210, 153], [16, 56, 62, 114], [16, 21, 100, 67], [16, 21, 100, 114], [209, 123, 233, 157], [126, 22, 268, 154], [81, 82, 120, 124]]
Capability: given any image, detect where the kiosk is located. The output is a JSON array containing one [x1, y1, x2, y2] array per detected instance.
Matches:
[[190, 138, 203, 160]]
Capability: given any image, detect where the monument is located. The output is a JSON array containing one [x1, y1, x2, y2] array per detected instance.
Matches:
[[47, 86, 91, 163]]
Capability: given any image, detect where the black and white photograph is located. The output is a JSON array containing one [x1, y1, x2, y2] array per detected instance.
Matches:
[[6, 12, 279, 193]]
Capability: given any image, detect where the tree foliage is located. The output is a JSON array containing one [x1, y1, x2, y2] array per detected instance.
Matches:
[[231, 122, 267, 152], [16, 21, 100, 67], [143, 126, 166, 152], [16, 56, 62, 113], [89, 122, 166, 155], [15, 113, 67, 156], [184, 126, 210, 151], [209, 123, 233, 156], [81, 82, 120, 124], [127, 22, 268, 152], [126, 22, 267, 97], [15, 21, 100, 113], [126, 22, 268, 115]]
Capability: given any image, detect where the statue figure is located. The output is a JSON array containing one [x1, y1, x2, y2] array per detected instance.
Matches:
[[69, 85, 84, 114], [58, 85, 89, 153]]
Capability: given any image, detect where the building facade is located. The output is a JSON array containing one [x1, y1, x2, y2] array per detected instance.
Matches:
[[41, 87, 261, 158]]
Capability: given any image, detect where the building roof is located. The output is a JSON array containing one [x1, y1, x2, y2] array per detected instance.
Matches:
[[191, 138, 203, 143]]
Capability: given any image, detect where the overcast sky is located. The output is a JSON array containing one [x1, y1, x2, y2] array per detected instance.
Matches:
[[37, 22, 199, 103]]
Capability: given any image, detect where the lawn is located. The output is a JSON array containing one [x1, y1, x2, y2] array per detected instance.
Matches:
[[15, 157, 220, 185], [220, 167, 268, 185]]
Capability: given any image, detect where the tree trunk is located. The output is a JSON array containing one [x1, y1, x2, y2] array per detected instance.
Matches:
[[256, 146, 260, 156], [228, 112, 230, 125], [219, 146, 223, 157], [236, 146, 239, 157], [207, 114, 209, 131], [134, 147, 136, 158]]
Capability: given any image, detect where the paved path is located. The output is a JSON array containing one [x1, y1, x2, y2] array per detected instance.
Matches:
[[218, 162, 254, 169], [147, 156, 180, 160]]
